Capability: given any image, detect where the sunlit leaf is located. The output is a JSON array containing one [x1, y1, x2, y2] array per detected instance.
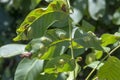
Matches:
[[13, 0, 69, 41], [98, 56, 120, 80], [101, 33, 119, 46], [95, 50, 103, 59]]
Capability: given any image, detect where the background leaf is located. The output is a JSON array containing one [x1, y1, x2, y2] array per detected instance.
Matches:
[[88, 0, 106, 20], [113, 7, 120, 25], [101, 33, 119, 46], [30, 0, 41, 9], [85, 61, 104, 70]]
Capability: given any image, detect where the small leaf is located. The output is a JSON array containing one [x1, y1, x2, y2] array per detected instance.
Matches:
[[98, 56, 120, 80], [0, 44, 26, 58], [95, 50, 103, 59], [81, 20, 95, 32], [85, 61, 104, 70], [44, 55, 75, 73], [14, 58, 44, 80], [88, 0, 106, 20], [73, 27, 103, 50], [85, 53, 96, 64], [101, 33, 118, 46]]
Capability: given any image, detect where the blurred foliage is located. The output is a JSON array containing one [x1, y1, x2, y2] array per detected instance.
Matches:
[[0, 0, 120, 80]]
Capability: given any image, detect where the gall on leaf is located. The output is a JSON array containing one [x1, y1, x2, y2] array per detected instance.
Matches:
[[61, 4, 67, 12], [20, 52, 32, 58]]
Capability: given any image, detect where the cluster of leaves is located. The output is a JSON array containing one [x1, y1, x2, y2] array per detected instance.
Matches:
[[1, 0, 120, 80]]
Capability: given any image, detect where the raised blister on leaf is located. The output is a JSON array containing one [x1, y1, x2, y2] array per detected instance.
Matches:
[[34, 8, 45, 15], [14, 0, 69, 41], [27, 16, 36, 22], [59, 59, 65, 64]]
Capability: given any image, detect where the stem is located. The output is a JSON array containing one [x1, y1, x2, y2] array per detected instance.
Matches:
[[66, 0, 76, 80], [69, 22, 75, 80], [85, 44, 120, 80], [109, 44, 120, 55]]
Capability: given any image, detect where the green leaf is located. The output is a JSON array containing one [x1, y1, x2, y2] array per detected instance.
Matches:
[[44, 54, 75, 73], [14, 58, 44, 80], [88, 0, 106, 20], [25, 29, 69, 59], [101, 33, 118, 46], [14, 0, 69, 41], [41, 40, 69, 60], [73, 27, 103, 50], [113, 7, 120, 25], [85, 53, 96, 64], [95, 50, 103, 59], [81, 20, 95, 32], [30, 0, 41, 9], [98, 56, 120, 80], [0, 44, 26, 58]]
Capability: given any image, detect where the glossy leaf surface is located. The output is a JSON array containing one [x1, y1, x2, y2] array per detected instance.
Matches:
[[14, 58, 44, 80], [0, 44, 26, 58]]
